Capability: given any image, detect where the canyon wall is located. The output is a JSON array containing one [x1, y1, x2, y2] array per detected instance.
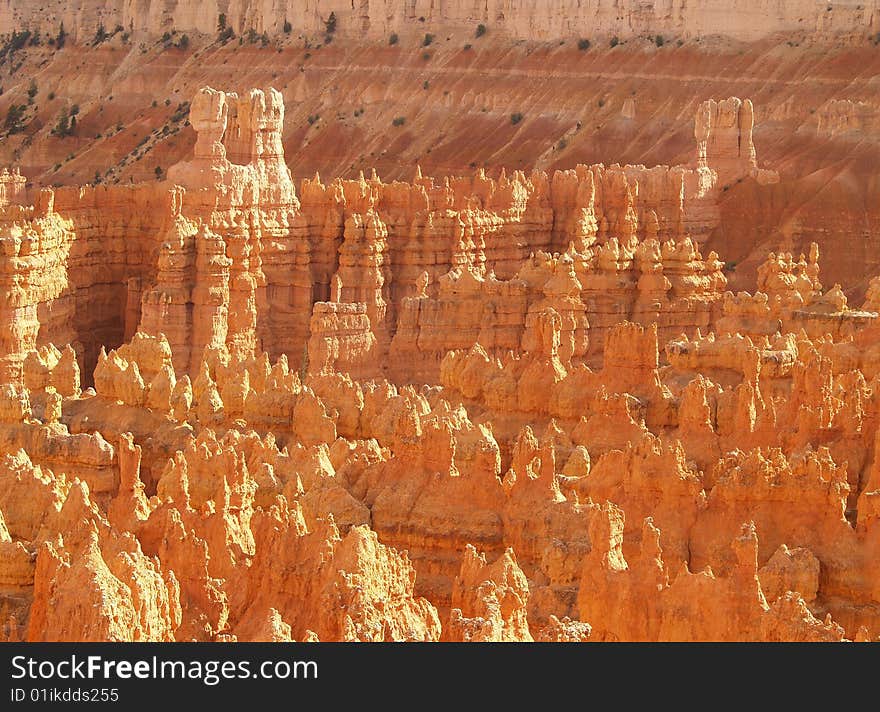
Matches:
[[1, 88, 754, 384], [3, 9, 880, 299], [2, 86, 880, 641], [2, 0, 879, 43]]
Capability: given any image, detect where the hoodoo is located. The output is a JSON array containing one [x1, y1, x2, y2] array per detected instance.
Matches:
[[1, 2, 880, 643]]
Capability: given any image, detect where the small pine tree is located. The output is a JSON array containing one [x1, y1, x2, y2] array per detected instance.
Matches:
[[4, 104, 26, 133], [53, 109, 70, 136]]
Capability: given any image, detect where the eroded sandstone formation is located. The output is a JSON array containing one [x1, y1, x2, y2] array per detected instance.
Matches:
[[3, 0, 878, 44], [1, 86, 879, 642]]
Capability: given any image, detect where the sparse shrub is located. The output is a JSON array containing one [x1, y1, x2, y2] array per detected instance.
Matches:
[[325, 12, 337, 35], [94, 24, 107, 45], [170, 102, 189, 122], [155, 166, 163, 178], [283, 19, 292, 34], [307, 114, 320, 125], [598, 98, 605, 107], [463, 43, 472, 50], [0, 30, 32, 61], [476, 24, 487, 38], [4, 104, 26, 134], [423, 81, 429, 89], [389, 33, 399, 45], [610, 36, 619, 47], [578, 38, 591, 50], [422, 51, 431, 60], [655, 34, 664, 47], [48, 91, 55, 101], [218, 14, 234, 42], [423, 33, 434, 46], [69, 104, 79, 115], [177, 34, 189, 50], [558, 139, 568, 150], [392, 116, 406, 126], [510, 112, 523, 125], [27, 80, 37, 99], [56, 23, 67, 49]]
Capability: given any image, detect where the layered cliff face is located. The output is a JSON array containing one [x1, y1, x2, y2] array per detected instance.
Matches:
[[2, 0, 878, 43], [3, 13, 880, 299], [2, 79, 880, 642], [0, 87, 746, 387]]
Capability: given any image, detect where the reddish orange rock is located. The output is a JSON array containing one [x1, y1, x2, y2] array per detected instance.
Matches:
[[2, 82, 880, 643]]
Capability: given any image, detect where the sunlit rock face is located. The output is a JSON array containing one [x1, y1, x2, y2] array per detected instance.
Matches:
[[2, 76, 880, 642]]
